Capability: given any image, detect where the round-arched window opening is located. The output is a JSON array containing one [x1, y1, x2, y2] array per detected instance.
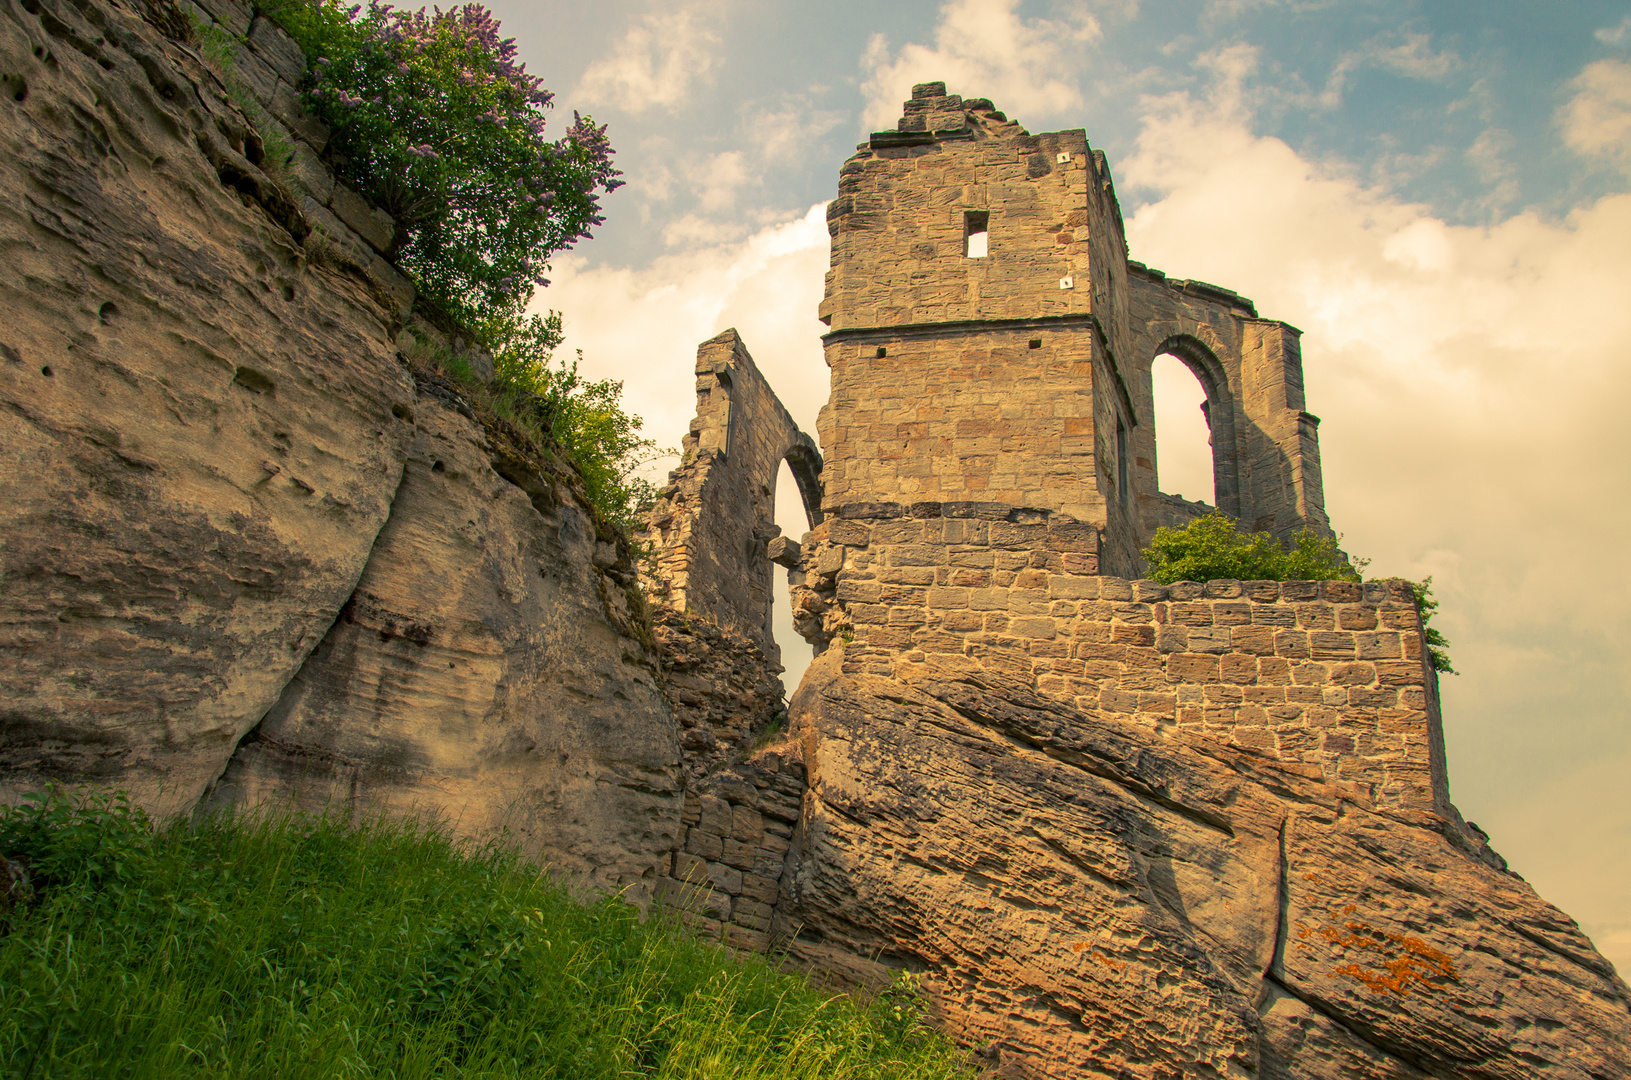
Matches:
[[770, 457, 815, 697], [1151, 352, 1215, 505]]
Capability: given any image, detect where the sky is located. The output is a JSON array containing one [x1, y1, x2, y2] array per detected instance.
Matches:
[[480, 0, 1631, 976]]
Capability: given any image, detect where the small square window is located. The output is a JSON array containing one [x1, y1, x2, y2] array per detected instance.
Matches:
[[964, 211, 989, 258]]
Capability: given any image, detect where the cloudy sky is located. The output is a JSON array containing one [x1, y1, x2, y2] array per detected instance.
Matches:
[[481, 0, 1631, 974]]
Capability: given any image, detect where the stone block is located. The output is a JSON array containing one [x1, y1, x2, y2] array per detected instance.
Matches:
[[1231, 625, 1276, 656], [1100, 687, 1140, 713], [725, 925, 770, 952], [1048, 575, 1099, 599], [1009, 617, 1057, 639], [731, 805, 764, 843], [1100, 578, 1133, 601], [829, 520, 871, 546], [1329, 662, 1376, 686], [686, 828, 723, 861], [1339, 605, 1380, 630], [1275, 629, 1310, 658], [1170, 602, 1213, 627], [1156, 625, 1189, 653], [1221, 654, 1259, 685], [722, 838, 759, 870], [740, 873, 780, 904], [1280, 581, 1320, 602], [1186, 627, 1231, 653], [1167, 653, 1220, 683], [1355, 632, 1403, 659], [1310, 631, 1355, 660], [697, 795, 731, 835], [1203, 579, 1243, 599], [1111, 624, 1155, 646], [888, 543, 946, 566], [1321, 581, 1363, 603], [330, 184, 396, 254]]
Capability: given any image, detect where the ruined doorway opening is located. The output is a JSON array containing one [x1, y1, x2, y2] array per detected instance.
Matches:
[[1152, 352, 1216, 506], [771, 457, 815, 698]]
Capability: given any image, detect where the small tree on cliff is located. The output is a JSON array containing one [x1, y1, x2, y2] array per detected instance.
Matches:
[[270, 0, 621, 329]]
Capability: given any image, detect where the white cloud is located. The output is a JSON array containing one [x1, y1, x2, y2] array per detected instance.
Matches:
[[535, 204, 832, 469], [1318, 32, 1459, 109], [1595, 15, 1631, 46], [1122, 72, 1631, 974], [1560, 59, 1631, 173], [574, 7, 723, 113], [860, 0, 1097, 131]]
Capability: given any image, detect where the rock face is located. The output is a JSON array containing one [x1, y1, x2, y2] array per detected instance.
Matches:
[[0, 0, 416, 815], [207, 383, 682, 898], [782, 652, 1631, 1079], [0, 0, 683, 891]]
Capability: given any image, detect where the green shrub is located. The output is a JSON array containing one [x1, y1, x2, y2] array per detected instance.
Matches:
[[264, 0, 621, 330], [1141, 513, 1453, 673], [478, 308, 664, 538], [0, 789, 976, 1079], [1142, 512, 1360, 585]]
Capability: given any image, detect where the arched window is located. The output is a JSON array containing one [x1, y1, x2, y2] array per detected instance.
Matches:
[[770, 457, 815, 696], [1151, 352, 1215, 505]]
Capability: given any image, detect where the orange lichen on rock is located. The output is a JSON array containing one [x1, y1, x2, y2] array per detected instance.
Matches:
[[1297, 911, 1459, 997]]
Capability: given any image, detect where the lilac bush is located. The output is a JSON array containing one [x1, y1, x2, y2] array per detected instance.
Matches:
[[272, 1, 621, 325]]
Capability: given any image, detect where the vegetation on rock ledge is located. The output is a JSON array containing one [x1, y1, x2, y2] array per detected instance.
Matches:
[[0, 788, 976, 1079]]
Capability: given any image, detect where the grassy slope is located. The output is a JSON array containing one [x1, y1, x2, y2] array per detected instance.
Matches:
[[0, 793, 977, 1079]]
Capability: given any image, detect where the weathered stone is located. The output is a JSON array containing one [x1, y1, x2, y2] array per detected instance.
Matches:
[[0, 0, 418, 816], [329, 184, 396, 254]]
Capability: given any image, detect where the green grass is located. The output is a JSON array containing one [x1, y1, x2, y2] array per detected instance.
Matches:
[[0, 790, 977, 1079]]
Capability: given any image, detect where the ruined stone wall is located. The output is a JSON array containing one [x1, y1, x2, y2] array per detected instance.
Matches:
[[789, 500, 1444, 811], [1126, 264, 1329, 544], [640, 329, 821, 660], [650, 604, 784, 779], [656, 746, 808, 954]]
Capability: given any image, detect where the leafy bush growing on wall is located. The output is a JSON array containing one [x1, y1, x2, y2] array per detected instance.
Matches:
[[1142, 513, 1454, 673], [268, 0, 621, 328]]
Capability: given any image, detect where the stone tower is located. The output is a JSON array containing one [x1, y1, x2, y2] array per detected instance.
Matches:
[[817, 81, 1329, 579]]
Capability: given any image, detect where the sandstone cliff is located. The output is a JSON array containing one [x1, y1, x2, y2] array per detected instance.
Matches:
[[0, 0, 682, 894]]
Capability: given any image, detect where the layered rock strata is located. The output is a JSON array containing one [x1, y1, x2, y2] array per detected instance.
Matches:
[[0, 0, 684, 892], [0, 0, 416, 815], [778, 653, 1630, 1078]]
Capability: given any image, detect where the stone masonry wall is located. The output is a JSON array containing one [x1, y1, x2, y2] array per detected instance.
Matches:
[[651, 604, 784, 781], [1125, 263, 1329, 544], [640, 329, 822, 660], [790, 501, 1447, 814], [819, 83, 1143, 575], [656, 747, 808, 954]]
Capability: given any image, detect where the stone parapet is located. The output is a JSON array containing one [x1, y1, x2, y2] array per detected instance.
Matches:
[[792, 503, 1444, 813]]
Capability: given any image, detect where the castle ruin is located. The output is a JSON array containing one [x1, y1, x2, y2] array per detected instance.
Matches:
[[643, 81, 1441, 815]]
